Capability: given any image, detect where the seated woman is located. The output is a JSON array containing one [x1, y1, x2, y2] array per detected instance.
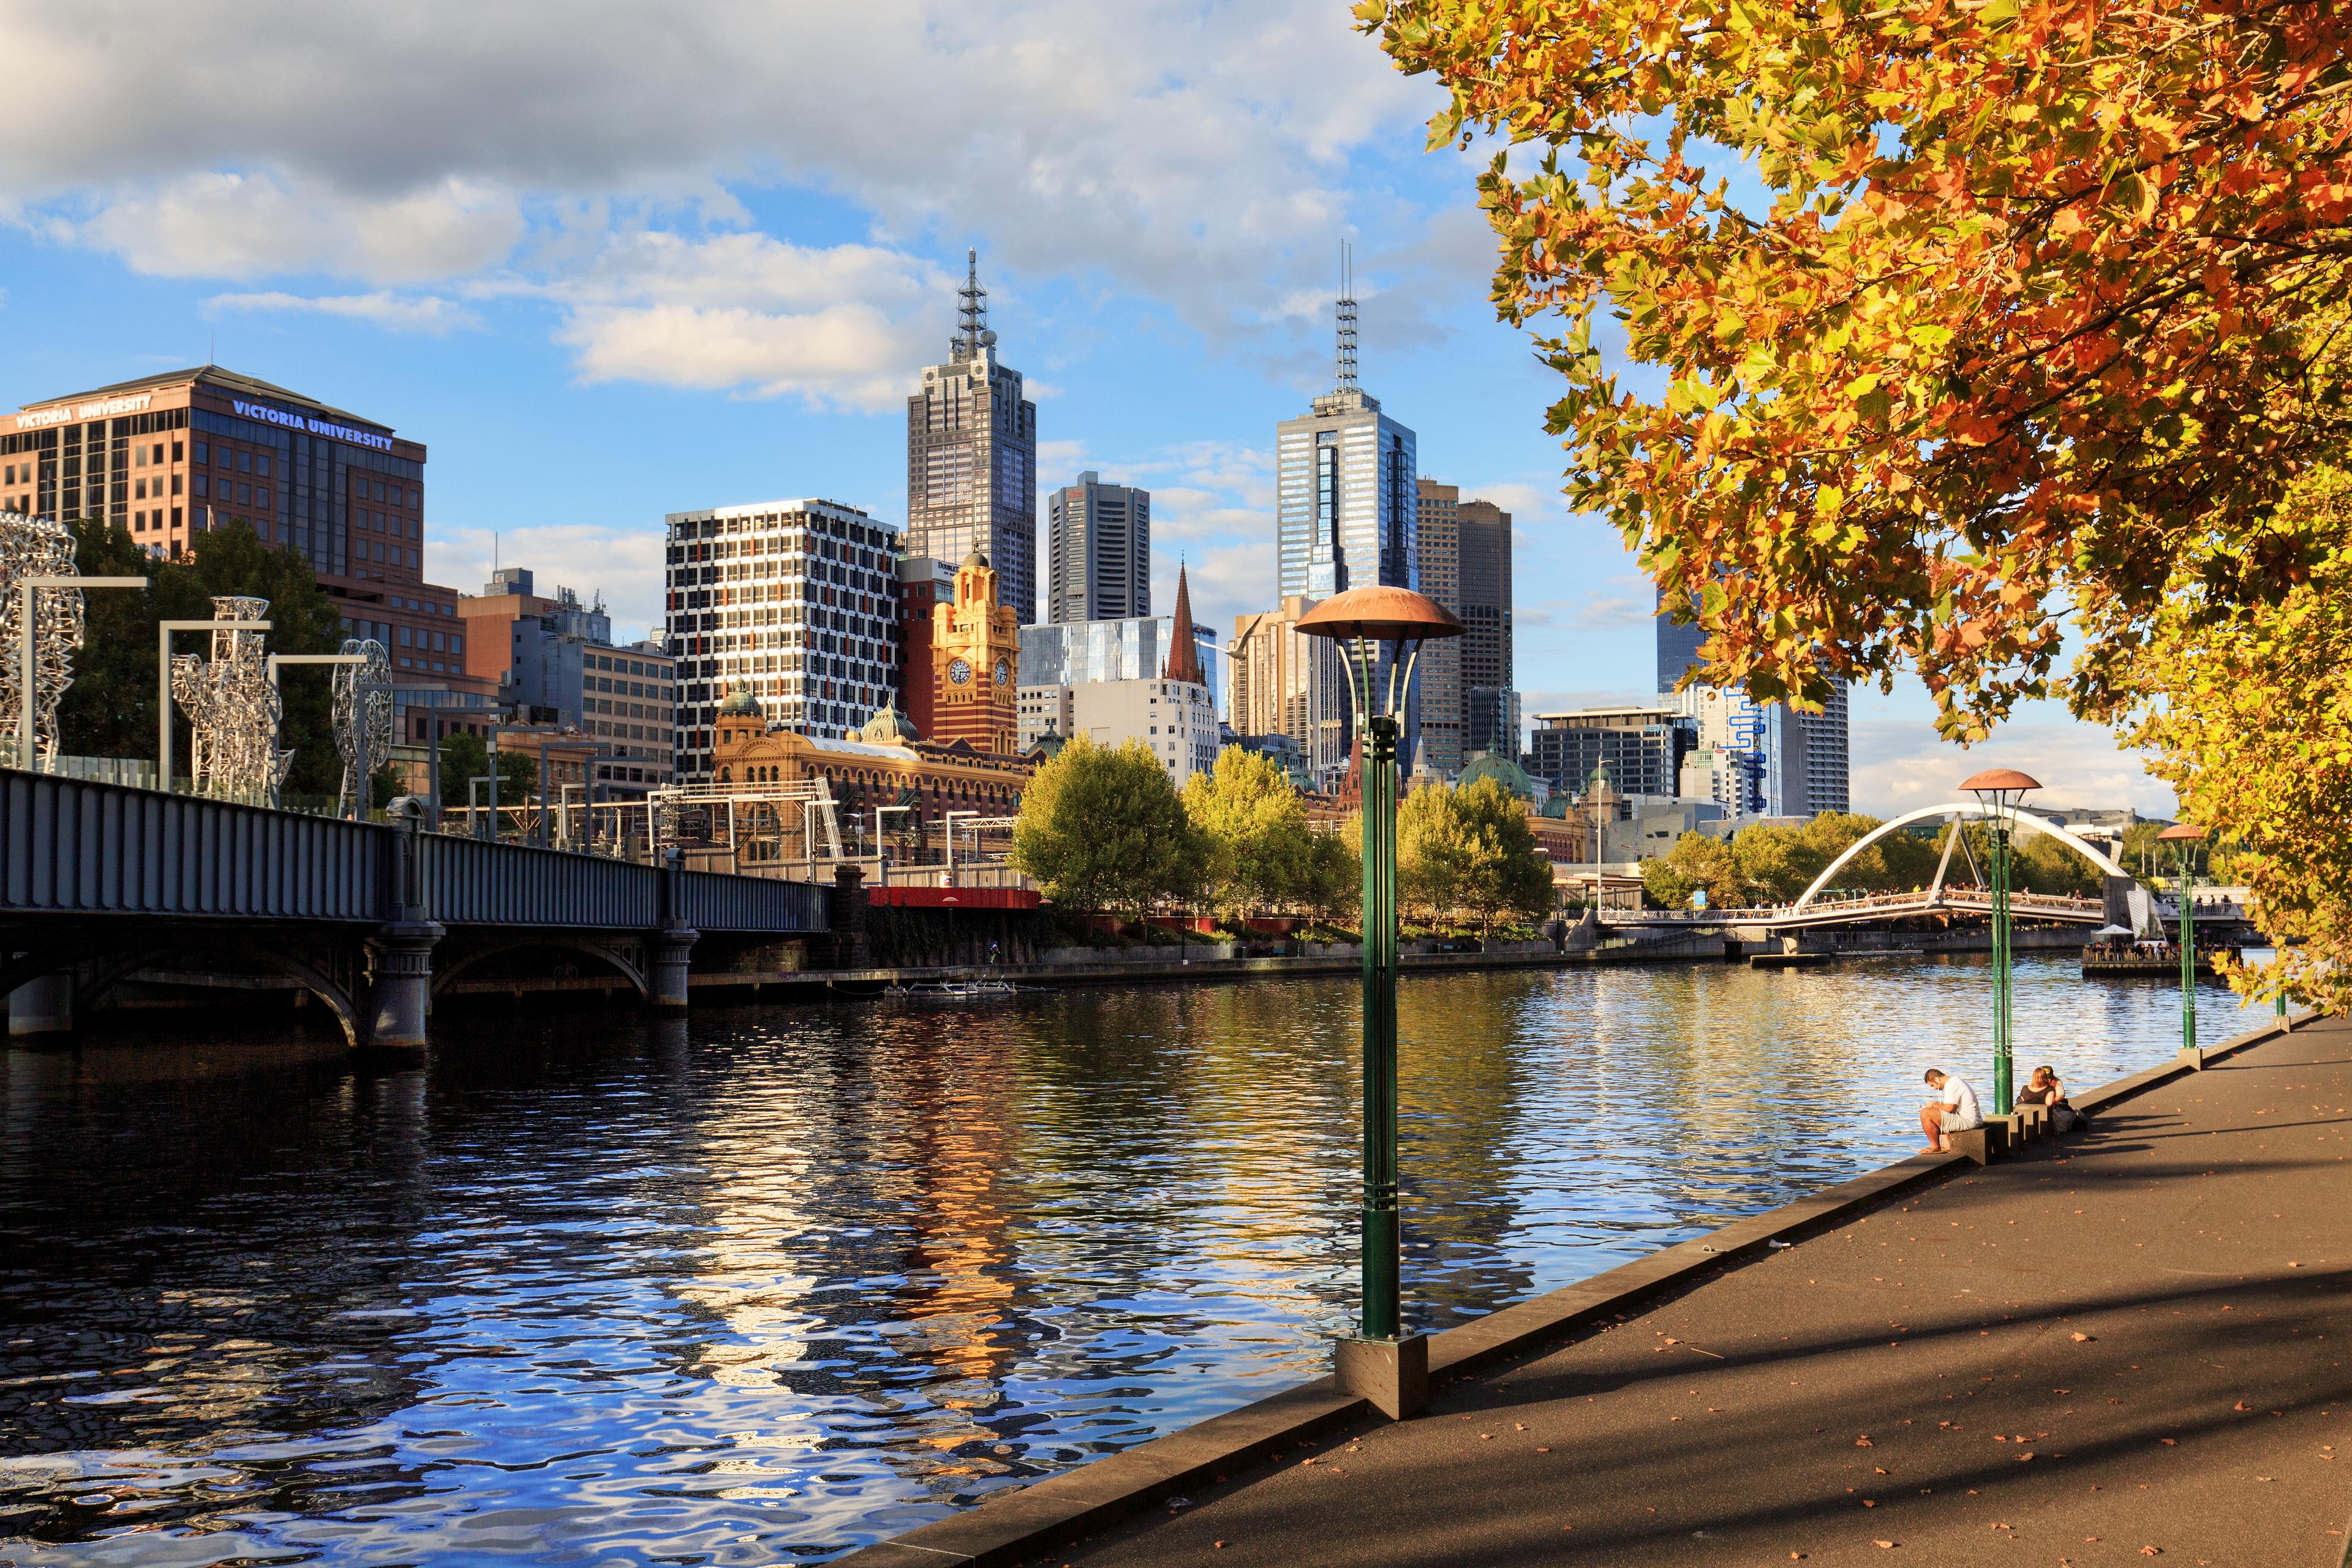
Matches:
[[2018, 1065, 2084, 1131]]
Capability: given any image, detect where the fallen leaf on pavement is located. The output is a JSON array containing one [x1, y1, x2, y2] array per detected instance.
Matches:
[[2071, 1332, 2092, 1342]]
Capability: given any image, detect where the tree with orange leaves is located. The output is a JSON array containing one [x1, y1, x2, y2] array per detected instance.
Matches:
[[1361, 0, 2352, 739]]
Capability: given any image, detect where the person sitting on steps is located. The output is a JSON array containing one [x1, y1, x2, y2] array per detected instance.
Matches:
[[1919, 1067, 1985, 1155], [2016, 1063, 2084, 1131]]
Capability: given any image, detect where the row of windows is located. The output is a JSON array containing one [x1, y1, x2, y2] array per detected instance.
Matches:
[[589, 652, 665, 677]]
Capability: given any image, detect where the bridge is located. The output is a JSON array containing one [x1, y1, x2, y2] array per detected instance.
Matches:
[[0, 770, 842, 1050], [1600, 802, 2250, 938]]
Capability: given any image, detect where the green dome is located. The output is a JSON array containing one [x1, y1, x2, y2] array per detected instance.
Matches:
[[717, 684, 763, 718], [858, 700, 919, 745], [1027, 720, 1066, 762], [1456, 749, 1535, 801]]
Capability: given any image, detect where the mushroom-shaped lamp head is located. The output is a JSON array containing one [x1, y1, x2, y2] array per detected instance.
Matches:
[[1294, 586, 1464, 645], [1295, 586, 1463, 723], [1961, 767, 2041, 818]]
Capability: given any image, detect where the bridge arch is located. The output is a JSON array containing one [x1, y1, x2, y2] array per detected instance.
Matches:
[[430, 935, 649, 1001], [1792, 803, 2129, 913], [0, 941, 364, 1047]]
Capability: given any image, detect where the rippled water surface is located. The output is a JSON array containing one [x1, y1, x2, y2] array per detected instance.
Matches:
[[0, 957, 2263, 1563]]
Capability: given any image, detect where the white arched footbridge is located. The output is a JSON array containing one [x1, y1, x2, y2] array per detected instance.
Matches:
[[1603, 804, 2135, 933]]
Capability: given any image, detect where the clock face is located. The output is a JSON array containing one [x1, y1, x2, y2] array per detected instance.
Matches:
[[948, 657, 972, 685], [993, 657, 1010, 686]]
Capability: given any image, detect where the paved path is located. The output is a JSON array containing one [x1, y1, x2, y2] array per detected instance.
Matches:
[[1055, 1020, 2352, 1567]]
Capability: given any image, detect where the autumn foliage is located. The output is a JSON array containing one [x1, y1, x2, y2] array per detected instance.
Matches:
[[1363, 0, 2352, 738], [2119, 466, 2352, 1014]]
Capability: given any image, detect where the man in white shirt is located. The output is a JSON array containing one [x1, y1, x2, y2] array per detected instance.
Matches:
[[1919, 1068, 1985, 1154]]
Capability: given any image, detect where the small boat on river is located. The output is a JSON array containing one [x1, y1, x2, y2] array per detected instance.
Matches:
[[885, 979, 1023, 1001]]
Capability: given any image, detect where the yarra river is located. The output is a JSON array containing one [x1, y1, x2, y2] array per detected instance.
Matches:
[[0, 956, 2263, 1564]]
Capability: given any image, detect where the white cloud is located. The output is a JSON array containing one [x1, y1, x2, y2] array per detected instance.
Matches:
[[71, 172, 523, 284], [0, 1, 1439, 345], [205, 288, 481, 334]]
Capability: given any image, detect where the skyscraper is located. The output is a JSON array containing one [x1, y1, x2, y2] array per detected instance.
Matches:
[[1413, 481, 1463, 773], [1660, 595, 1850, 816], [906, 251, 1038, 624], [1654, 585, 1707, 695], [1275, 252, 1417, 752], [1457, 493, 1515, 756], [1045, 470, 1150, 622], [1276, 265, 1417, 603]]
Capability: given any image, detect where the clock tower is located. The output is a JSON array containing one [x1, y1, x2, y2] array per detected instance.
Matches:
[[931, 548, 1020, 754]]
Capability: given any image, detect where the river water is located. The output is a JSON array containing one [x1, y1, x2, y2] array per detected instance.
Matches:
[[0, 956, 2263, 1564]]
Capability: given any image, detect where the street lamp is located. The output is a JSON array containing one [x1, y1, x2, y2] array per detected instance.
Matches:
[[2156, 823, 2205, 1058], [1960, 767, 2041, 1115], [1296, 582, 1463, 1421], [13, 575, 146, 772]]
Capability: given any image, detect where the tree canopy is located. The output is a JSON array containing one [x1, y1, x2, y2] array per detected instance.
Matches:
[[1396, 776, 1556, 933], [1012, 734, 1208, 916], [2119, 464, 2352, 1012], [1364, 0, 2352, 738], [60, 518, 352, 795], [1183, 746, 1321, 917]]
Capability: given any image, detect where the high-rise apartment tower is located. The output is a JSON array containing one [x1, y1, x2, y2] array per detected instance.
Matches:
[[1046, 470, 1149, 623], [906, 251, 1038, 624]]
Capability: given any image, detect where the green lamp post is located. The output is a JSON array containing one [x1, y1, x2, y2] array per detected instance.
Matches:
[[1961, 767, 2041, 1115], [1297, 584, 1463, 1421], [2157, 823, 2205, 1058]]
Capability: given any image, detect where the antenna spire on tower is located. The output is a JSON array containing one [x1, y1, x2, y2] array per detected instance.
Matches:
[[956, 246, 990, 360], [1335, 240, 1359, 393]]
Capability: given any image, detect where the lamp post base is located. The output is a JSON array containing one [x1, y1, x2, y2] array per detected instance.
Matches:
[[1335, 1333, 1428, 1420]]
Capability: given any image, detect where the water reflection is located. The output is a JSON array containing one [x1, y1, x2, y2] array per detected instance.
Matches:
[[0, 958, 2260, 1562]]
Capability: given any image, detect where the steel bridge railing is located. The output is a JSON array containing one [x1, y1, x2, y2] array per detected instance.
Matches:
[[0, 770, 831, 934]]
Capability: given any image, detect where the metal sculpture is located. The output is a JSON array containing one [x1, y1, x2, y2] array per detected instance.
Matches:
[[0, 510, 85, 771], [172, 595, 289, 802], [331, 637, 393, 818]]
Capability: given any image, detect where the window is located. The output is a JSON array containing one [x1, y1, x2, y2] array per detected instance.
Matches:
[[399, 627, 412, 647], [237, 451, 251, 473], [151, 443, 164, 464], [172, 441, 183, 462], [194, 443, 208, 464], [256, 454, 270, 478]]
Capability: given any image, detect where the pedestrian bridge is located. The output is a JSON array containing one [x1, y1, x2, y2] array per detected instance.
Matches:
[[1599, 802, 2248, 937], [0, 770, 841, 1049]]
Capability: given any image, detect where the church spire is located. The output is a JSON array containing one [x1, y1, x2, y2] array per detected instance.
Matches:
[[1162, 562, 1205, 685]]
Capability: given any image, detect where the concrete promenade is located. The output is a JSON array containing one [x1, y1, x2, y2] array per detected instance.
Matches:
[[1049, 1019, 2352, 1566]]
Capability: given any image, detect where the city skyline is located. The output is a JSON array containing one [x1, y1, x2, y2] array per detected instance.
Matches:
[[0, 0, 2171, 815]]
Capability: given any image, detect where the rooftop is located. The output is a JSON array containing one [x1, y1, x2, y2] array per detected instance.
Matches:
[[15, 365, 392, 432]]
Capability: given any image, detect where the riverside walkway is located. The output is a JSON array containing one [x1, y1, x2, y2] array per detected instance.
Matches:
[[1022, 1018, 2352, 1566]]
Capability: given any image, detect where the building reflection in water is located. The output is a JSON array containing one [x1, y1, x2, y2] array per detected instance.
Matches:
[[0, 959, 2261, 1562]]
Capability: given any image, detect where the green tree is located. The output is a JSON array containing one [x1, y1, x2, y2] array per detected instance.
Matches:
[[1182, 746, 1316, 917], [59, 517, 352, 794], [1012, 734, 1208, 916], [1641, 830, 1745, 910], [1397, 778, 1556, 933], [436, 731, 536, 812], [1303, 828, 1361, 927]]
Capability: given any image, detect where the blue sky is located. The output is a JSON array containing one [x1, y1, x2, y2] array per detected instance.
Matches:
[[0, 0, 2169, 815]]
